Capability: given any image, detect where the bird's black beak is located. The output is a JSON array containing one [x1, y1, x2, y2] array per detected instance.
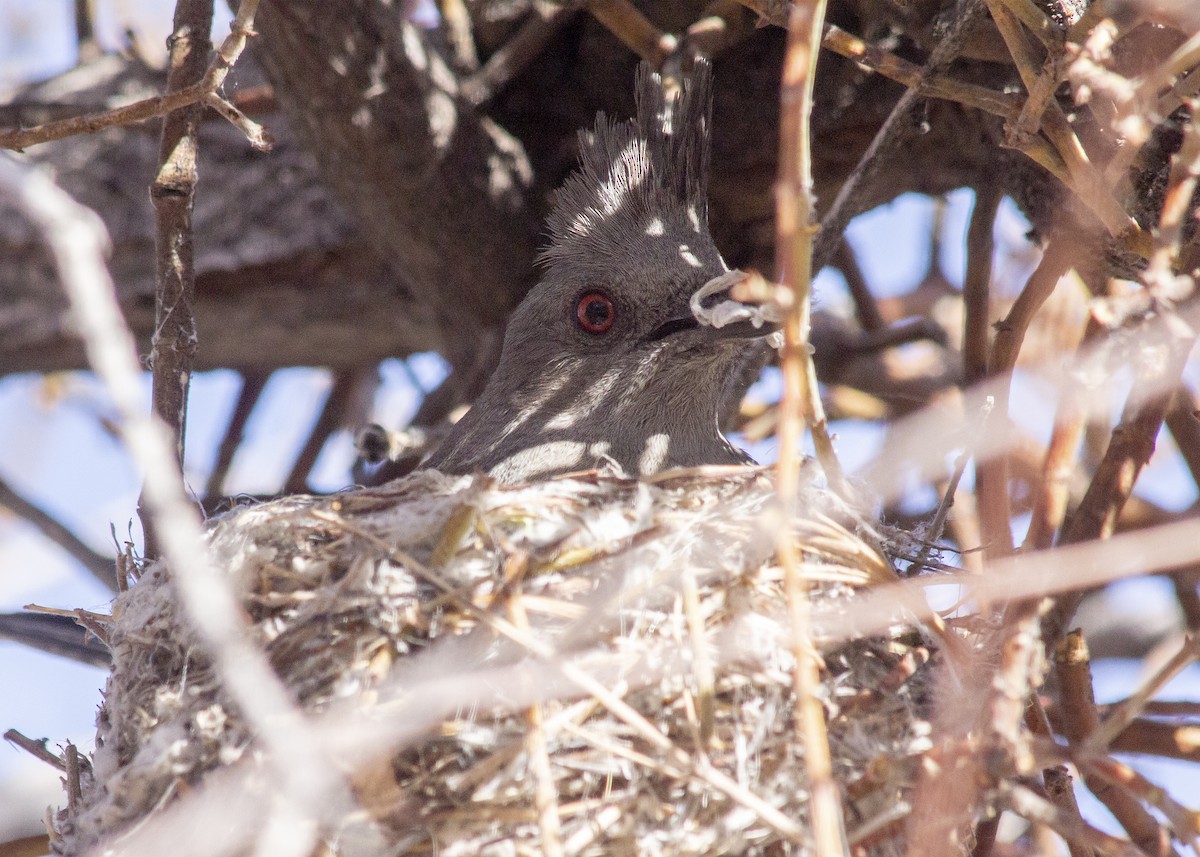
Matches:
[[646, 271, 780, 343]]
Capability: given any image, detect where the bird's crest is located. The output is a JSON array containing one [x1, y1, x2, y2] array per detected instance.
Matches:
[[544, 61, 713, 261]]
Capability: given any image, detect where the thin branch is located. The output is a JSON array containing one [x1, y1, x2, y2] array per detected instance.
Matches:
[[1042, 322, 1196, 646], [991, 0, 1062, 52], [141, 0, 214, 556], [1024, 700, 1095, 857], [1165, 387, 1200, 491], [735, 2, 1024, 120], [0, 612, 112, 668], [775, 2, 845, 855], [2, 730, 66, 772], [1055, 631, 1178, 857], [833, 239, 885, 331], [438, 0, 480, 71], [964, 184, 1007, 559], [1000, 782, 1150, 857], [1012, 52, 1063, 147], [74, 0, 100, 62], [462, 2, 580, 106], [1075, 756, 1199, 852], [1022, 319, 1100, 551], [811, 0, 989, 272], [0, 0, 266, 151], [0, 475, 115, 589], [1108, 717, 1200, 763], [963, 184, 1000, 387], [283, 369, 366, 495], [985, 0, 1147, 253], [1145, 117, 1200, 289], [204, 370, 270, 500], [1088, 634, 1200, 751], [990, 238, 1076, 376], [586, 0, 677, 67]]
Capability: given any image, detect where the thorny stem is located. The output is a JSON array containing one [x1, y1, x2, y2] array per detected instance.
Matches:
[[775, 1, 846, 855]]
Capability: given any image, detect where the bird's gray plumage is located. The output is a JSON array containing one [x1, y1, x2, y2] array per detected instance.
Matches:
[[425, 62, 771, 483]]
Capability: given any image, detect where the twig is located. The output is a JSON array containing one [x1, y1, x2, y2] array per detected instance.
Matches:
[[0, 0, 266, 151], [1042, 315, 1196, 645], [1145, 117, 1200, 291], [991, 0, 1062, 52], [985, 0, 1146, 252], [775, 2, 845, 854], [734, 2, 1024, 120], [819, 23, 1023, 120], [141, 0, 214, 556], [681, 570, 716, 749], [833, 239, 885, 331], [439, 0, 481, 71], [1166, 387, 1200, 492], [1024, 701, 1094, 857], [1074, 753, 1200, 844], [204, 370, 270, 499], [65, 744, 82, 812], [2, 730, 65, 771], [990, 238, 1076, 376], [283, 369, 366, 494], [1088, 634, 1200, 751], [1108, 718, 1200, 763], [1054, 631, 1177, 857], [962, 185, 1014, 558], [0, 152, 349, 856], [0, 834, 52, 857], [75, 0, 100, 62], [812, 0, 989, 272], [0, 612, 112, 667], [462, 2, 580, 106], [1022, 319, 1100, 551], [586, 0, 677, 67], [202, 92, 272, 151], [1012, 52, 1063, 146], [1135, 30, 1200, 114], [915, 395, 994, 571], [1000, 782, 1150, 857], [0, 474, 116, 589]]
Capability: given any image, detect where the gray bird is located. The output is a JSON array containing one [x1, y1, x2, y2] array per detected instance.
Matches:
[[425, 62, 773, 483]]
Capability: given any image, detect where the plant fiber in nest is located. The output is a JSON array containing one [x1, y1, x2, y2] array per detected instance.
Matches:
[[54, 468, 935, 856]]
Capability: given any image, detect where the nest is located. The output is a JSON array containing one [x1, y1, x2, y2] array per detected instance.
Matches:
[[53, 468, 936, 856]]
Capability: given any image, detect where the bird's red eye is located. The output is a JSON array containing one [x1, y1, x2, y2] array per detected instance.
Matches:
[[575, 291, 616, 334]]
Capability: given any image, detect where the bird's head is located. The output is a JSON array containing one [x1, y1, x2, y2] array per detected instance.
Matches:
[[428, 61, 774, 481], [497, 61, 767, 393]]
